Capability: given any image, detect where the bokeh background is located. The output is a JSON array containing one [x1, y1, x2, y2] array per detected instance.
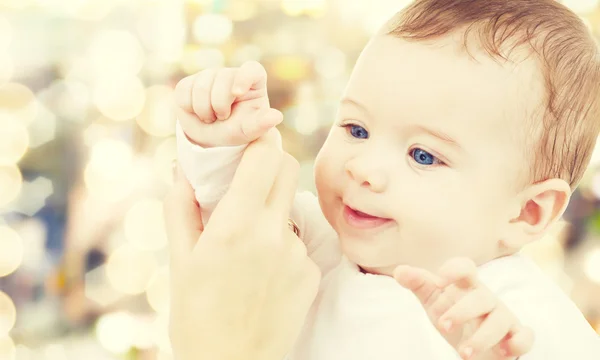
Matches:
[[1, 0, 600, 359]]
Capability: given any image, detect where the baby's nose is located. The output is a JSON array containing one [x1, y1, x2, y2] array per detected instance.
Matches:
[[344, 158, 388, 193]]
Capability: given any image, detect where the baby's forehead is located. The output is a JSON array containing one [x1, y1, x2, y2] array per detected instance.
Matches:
[[347, 34, 545, 135]]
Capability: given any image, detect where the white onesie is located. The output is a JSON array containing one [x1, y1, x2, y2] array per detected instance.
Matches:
[[176, 123, 600, 360]]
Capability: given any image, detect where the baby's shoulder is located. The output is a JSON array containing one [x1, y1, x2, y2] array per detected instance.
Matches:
[[479, 255, 600, 358]]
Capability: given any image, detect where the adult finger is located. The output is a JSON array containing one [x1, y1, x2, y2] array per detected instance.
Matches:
[[220, 129, 283, 214], [211, 68, 237, 120], [438, 257, 478, 289], [164, 163, 204, 264], [239, 107, 284, 142], [232, 60, 268, 96], [267, 152, 299, 224], [394, 265, 444, 306], [192, 69, 218, 123]]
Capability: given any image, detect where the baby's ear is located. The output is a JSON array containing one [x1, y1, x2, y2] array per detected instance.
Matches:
[[501, 178, 571, 249]]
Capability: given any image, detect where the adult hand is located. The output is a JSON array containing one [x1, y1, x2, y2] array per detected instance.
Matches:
[[164, 129, 321, 360]]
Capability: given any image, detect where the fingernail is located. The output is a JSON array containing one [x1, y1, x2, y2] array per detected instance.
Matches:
[[461, 347, 473, 359], [232, 86, 243, 95], [440, 319, 453, 332]]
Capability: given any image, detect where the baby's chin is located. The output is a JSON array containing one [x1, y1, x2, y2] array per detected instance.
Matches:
[[337, 233, 402, 276]]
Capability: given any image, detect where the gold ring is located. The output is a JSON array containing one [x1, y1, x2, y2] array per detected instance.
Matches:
[[287, 218, 300, 237]]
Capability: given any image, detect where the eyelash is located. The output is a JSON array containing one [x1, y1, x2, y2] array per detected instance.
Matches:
[[338, 123, 369, 139], [338, 122, 447, 167], [408, 147, 446, 167]]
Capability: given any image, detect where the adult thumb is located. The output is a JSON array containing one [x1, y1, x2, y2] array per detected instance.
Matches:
[[164, 162, 204, 263]]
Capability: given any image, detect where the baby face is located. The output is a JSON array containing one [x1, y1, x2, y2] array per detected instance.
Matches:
[[314, 34, 543, 275]]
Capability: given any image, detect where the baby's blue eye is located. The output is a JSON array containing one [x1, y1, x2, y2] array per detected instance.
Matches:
[[411, 148, 437, 165], [348, 125, 369, 139]]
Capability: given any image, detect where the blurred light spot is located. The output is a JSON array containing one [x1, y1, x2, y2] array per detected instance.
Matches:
[[96, 312, 135, 354], [26, 102, 56, 149], [0, 166, 22, 208], [136, 85, 176, 137], [136, 4, 186, 63], [0, 291, 16, 337], [0, 16, 13, 51], [181, 46, 224, 74], [84, 265, 124, 307], [83, 123, 109, 147], [562, 0, 599, 14], [93, 75, 146, 121], [591, 172, 600, 198], [68, 0, 119, 21], [0, 115, 29, 165], [154, 137, 177, 185], [589, 139, 600, 167], [227, 1, 258, 21], [146, 266, 170, 314], [315, 47, 347, 79], [88, 139, 133, 179], [124, 198, 168, 251], [0, 83, 38, 125], [0, 336, 15, 360], [272, 56, 310, 81], [11, 177, 54, 216], [105, 244, 158, 295], [88, 30, 145, 78], [152, 314, 172, 354], [288, 83, 319, 135], [0, 226, 23, 277], [231, 44, 263, 67], [37, 80, 90, 123], [192, 14, 233, 44], [132, 316, 155, 350], [9, 218, 46, 273], [157, 351, 174, 360], [84, 139, 134, 200], [362, 0, 413, 34], [0, 55, 13, 86], [291, 104, 319, 135], [144, 55, 179, 80], [282, 0, 327, 17], [43, 344, 67, 360], [584, 248, 600, 284], [14, 345, 32, 360], [580, 16, 593, 31]]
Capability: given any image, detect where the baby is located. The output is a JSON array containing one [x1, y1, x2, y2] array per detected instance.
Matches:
[[174, 0, 600, 359]]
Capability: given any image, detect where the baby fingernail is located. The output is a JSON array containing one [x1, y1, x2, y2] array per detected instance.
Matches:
[[440, 319, 453, 332], [462, 347, 473, 359]]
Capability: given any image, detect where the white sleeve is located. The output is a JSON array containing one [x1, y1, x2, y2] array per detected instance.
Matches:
[[177, 122, 341, 274], [176, 121, 247, 224], [479, 255, 600, 360]]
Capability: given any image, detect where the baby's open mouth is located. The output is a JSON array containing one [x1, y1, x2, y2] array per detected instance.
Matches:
[[343, 205, 392, 229]]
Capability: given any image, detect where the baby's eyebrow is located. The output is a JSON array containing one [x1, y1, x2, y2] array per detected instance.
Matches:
[[415, 125, 463, 151], [340, 97, 371, 117]]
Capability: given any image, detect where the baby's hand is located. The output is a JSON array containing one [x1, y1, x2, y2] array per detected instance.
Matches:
[[394, 258, 534, 360], [174, 61, 283, 147]]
